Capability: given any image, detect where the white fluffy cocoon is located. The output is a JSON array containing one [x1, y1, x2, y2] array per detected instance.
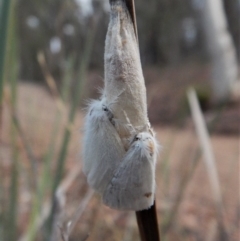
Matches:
[[82, 0, 160, 211]]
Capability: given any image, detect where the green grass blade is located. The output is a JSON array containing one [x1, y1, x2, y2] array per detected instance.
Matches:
[[44, 21, 97, 240], [0, 0, 12, 106], [54, 23, 95, 191], [5, 136, 19, 241], [0, 0, 19, 240], [25, 89, 71, 241], [61, 56, 75, 102], [24, 56, 75, 241]]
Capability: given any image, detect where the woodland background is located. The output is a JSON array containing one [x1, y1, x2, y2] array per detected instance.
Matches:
[[0, 0, 239, 241]]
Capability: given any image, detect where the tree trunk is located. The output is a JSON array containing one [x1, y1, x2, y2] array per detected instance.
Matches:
[[223, 0, 240, 60], [201, 0, 239, 102]]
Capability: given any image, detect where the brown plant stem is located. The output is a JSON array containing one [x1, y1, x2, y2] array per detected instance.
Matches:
[[124, 0, 138, 42], [109, 0, 138, 42], [136, 201, 160, 241], [118, 0, 160, 240]]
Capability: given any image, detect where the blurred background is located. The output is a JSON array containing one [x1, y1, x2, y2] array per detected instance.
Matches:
[[0, 0, 239, 240]]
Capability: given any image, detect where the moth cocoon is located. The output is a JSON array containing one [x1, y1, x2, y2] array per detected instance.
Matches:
[[104, 0, 149, 141], [82, 99, 125, 193], [102, 131, 158, 211], [82, 0, 161, 212]]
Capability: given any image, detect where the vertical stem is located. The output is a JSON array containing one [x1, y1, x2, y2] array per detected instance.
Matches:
[[44, 18, 97, 240], [124, 0, 138, 42], [136, 202, 160, 241], [123, 1, 160, 240], [0, 0, 12, 135], [6, 140, 19, 241]]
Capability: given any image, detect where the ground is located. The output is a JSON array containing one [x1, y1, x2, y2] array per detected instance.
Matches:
[[1, 63, 239, 241]]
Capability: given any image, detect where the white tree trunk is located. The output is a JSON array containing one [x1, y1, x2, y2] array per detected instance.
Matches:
[[201, 0, 239, 102]]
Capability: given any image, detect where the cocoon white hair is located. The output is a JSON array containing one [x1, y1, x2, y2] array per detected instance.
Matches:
[[82, 0, 160, 211], [102, 132, 158, 211], [104, 0, 149, 141], [82, 99, 125, 194]]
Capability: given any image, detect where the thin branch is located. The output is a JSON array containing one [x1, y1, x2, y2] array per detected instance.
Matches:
[[18, 165, 88, 241], [109, 0, 138, 42], [5, 87, 38, 189], [136, 202, 160, 241], [124, 0, 138, 41], [59, 190, 94, 241], [187, 88, 229, 240], [187, 88, 223, 208], [37, 52, 65, 112]]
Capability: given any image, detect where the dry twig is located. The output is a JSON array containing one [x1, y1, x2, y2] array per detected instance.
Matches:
[[187, 88, 229, 240], [58, 189, 94, 241], [18, 165, 90, 241]]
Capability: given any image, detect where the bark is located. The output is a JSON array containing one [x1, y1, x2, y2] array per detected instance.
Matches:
[[201, 0, 239, 102]]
